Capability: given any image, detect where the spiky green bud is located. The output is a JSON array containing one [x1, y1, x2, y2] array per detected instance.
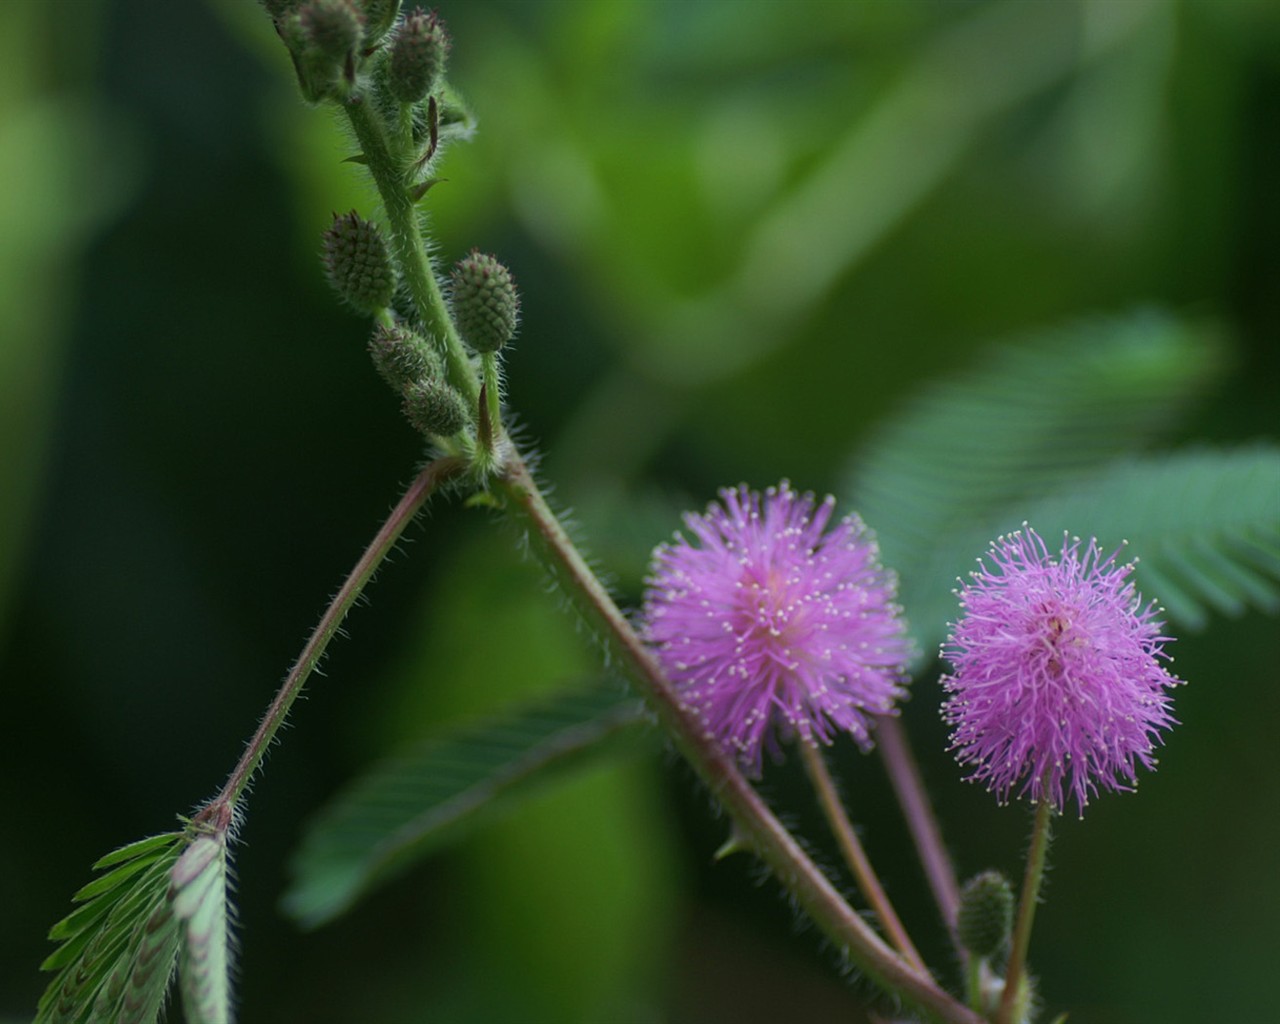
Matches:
[[402, 379, 468, 437], [388, 8, 449, 104], [957, 871, 1015, 959], [451, 251, 519, 353], [321, 212, 396, 313], [368, 323, 443, 392]]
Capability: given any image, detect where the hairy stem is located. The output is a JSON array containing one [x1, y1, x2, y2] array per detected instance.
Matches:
[[496, 455, 982, 1024], [799, 742, 928, 975], [997, 795, 1054, 1024], [198, 456, 466, 831]]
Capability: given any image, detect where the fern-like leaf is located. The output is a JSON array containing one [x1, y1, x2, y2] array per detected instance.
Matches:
[[37, 832, 185, 1024], [905, 446, 1280, 657], [284, 684, 649, 928], [172, 833, 235, 1024], [846, 310, 1227, 598]]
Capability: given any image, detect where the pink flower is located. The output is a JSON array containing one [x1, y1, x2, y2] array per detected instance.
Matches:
[[642, 482, 911, 776], [941, 527, 1182, 816]]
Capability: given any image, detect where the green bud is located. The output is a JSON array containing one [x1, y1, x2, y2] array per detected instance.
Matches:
[[388, 8, 449, 104], [280, 0, 365, 103], [402, 379, 469, 437], [957, 871, 1015, 959], [299, 0, 364, 61], [321, 211, 396, 313], [368, 323, 443, 392], [450, 251, 519, 353]]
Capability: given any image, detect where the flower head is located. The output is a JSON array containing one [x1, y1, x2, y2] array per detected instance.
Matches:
[[642, 481, 911, 776], [941, 527, 1182, 816]]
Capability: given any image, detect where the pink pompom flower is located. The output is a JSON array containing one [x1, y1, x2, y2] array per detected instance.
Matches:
[[941, 527, 1182, 817], [642, 481, 911, 776]]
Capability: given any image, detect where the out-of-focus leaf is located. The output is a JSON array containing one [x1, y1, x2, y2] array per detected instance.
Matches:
[[844, 310, 1228, 654], [284, 684, 650, 928]]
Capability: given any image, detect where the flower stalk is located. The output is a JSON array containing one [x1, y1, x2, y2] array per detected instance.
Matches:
[[799, 741, 928, 975], [997, 794, 1054, 1024]]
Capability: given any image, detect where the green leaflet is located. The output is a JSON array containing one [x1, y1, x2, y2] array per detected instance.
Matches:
[[905, 446, 1280, 657], [36, 832, 184, 1024], [283, 684, 650, 929], [172, 834, 234, 1024]]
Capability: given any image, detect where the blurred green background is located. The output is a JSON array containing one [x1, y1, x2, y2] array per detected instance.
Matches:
[[2, 1, 1277, 1021]]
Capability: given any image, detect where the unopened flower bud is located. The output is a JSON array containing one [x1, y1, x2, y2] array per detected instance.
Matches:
[[299, 0, 364, 61], [402, 379, 468, 437], [451, 251, 519, 353], [279, 0, 365, 103], [957, 871, 1014, 959], [388, 8, 449, 104], [322, 212, 396, 313], [368, 323, 443, 391]]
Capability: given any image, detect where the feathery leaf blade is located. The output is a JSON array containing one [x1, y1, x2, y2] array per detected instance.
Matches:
[[36, 832, 185, 1024], [845, 310, 1228, 609], [284, 684, 650, 928]]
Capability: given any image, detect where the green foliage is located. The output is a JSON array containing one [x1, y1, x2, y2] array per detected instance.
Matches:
[[37, 833, 185, 1024], [284, 684, 649, 928], [843, 310, 1262, 657]]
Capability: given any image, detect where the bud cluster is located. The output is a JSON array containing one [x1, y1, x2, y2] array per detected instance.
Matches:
[[277, 6, 517, 447]]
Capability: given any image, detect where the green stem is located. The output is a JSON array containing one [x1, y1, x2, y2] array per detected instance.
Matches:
[[342, 94, 479, 410], [966, 955, 983, 1012], [481, 352, 502, 424], [496, 455, 983, 1024], [997, 795, 1054, 1024], [197, 456, 466, 832], [799, 742, 929, 975]]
